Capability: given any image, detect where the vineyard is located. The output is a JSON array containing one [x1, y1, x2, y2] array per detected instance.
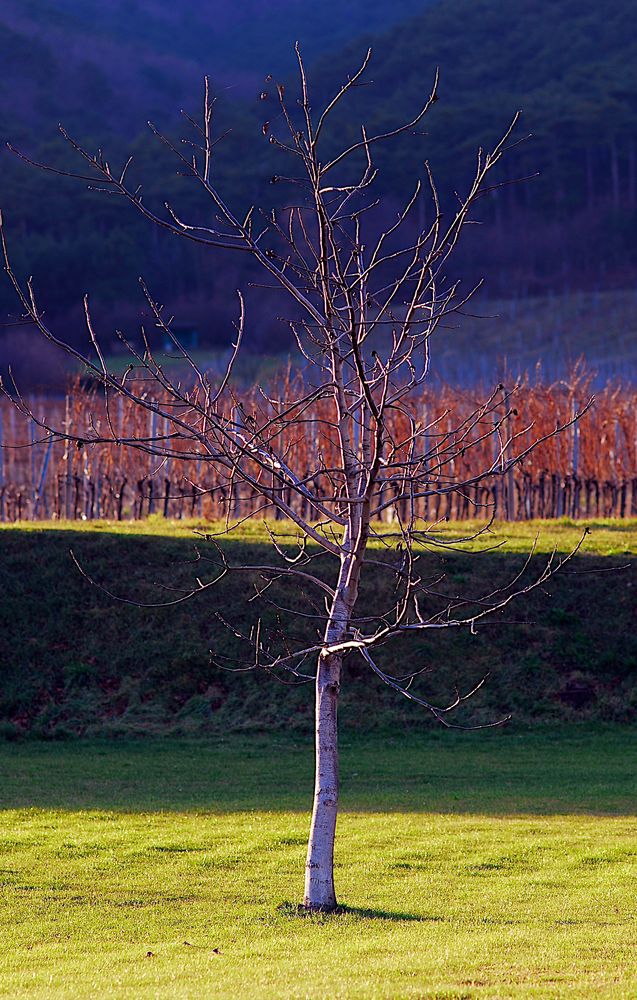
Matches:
[[1, 368, 636, 523]]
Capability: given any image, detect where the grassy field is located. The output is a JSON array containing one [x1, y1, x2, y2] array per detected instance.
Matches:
[[1, 728, 636, 998], [3, 513, 635, 553], [0, 518, 635, 736], [1, 517, 636, 736], [450, 289, 637, 381], [1, 522, 635, 995]]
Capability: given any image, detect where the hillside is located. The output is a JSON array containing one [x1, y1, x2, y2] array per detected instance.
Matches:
[[0, 0, 432, 137], [0, 520, 635, 738], [1, 0, 636, 376], [314, 0, 637, 291]]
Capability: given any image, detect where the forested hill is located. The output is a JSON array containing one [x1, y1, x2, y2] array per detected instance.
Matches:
[[1, 0, 636, 367], [0, 0, 431, 137], [314, 0, 637, 288], [319, 0, 637, 201]]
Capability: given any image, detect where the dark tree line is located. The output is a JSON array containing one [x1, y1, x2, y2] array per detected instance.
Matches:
[[2, 0, 637, 352]]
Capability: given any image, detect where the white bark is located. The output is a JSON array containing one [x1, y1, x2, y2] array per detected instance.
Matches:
[[303, 543, 364, 911], [303, 649, 341, 911]]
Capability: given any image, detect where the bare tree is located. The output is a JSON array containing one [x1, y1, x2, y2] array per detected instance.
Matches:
[[1, 48, 589, 912]]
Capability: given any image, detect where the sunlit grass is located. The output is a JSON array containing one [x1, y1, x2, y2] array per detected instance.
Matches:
[[1, 731, 636, 998], [2, 515, 636, 556]]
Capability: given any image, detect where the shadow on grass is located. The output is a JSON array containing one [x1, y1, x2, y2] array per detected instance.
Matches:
[[0, 731, 635, 816], [278, 901, 440, 922], [1, 526, 635, 747]]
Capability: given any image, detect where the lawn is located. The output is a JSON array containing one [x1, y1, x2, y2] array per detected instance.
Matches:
[[1, 729, 636, 998], [3, 514, 636, 555]]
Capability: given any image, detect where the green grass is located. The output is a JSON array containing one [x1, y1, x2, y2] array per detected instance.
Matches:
[[96, 351, 284, 385], [1, 729, 636, 998], [3, 514, 635, 554], [1, 518, 635, 736]]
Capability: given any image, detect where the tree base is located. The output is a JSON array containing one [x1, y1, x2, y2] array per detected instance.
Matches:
[[302, 901, 338, 913]]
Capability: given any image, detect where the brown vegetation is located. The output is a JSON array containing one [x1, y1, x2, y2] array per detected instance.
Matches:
[[1, 367, 634, 523]]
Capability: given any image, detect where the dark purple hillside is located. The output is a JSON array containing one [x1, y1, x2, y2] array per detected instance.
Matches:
[[0, 0, 432, 134]]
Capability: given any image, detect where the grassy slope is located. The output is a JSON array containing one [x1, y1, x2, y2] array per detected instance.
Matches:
[[441, 289, 637, 381], [1, 518, 635, 736], [102, 288, 637, 385], [1, 730, 636, 998]]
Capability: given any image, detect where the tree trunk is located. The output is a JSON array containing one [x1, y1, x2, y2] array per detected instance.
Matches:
[[303, 650, 342, 911]]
